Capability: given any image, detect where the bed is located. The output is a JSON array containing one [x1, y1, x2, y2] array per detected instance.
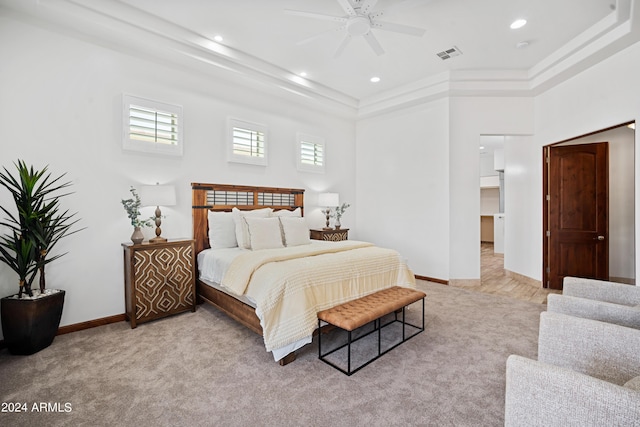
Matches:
[[192, 182, 416, 365]]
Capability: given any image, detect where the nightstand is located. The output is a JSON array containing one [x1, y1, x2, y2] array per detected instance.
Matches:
[[310, 228, 349, 241], [122, 239, 196, 328]]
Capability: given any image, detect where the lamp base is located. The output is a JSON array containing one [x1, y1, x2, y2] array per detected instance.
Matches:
[[149, 236, 168, 244]]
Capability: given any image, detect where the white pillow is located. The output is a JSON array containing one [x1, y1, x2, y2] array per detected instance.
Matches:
[[207, 211, 237, 249], [279, 217, 311, 247], [232, 207, 272, 249], [244, 217, 284, 250], [272, 207, 302, 217]]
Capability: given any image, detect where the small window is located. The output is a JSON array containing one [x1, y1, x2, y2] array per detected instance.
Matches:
[[227, 118, 268, 166], [122, 94, 183, 156], [297, 133, 325, 173]]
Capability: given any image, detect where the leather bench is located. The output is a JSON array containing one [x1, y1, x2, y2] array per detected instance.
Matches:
[[317, 286, 426, 375]]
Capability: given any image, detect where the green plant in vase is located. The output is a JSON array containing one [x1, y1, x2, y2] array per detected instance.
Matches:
[[331, 202, 350, 229], [0, 160, 81, 298], [121, 186, 154, 244], [0, 160, 82, 355]]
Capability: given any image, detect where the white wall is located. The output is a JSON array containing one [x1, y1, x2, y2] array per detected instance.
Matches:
[[479, 155, 499, 177], [480, 188, 500, 215], [0, 18, 356, 338], [355, 100, 450, 280], [503, 135, 542, 280], [532, 40, 640, 285], [449, 97, 534, 280], [599, 128, 635, 280]]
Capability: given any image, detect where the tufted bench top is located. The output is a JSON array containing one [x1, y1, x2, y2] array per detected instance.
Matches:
[[317, 286, 426, 331]]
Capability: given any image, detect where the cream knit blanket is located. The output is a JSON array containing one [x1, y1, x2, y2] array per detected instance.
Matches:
[[221, 241, 416, 351]]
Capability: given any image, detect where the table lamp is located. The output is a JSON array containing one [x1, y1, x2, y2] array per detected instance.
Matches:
[[318, 192, 339, 230], [140, 183, 176, 243]]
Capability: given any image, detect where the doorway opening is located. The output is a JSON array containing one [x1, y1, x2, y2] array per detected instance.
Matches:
[[479, 135, 505, 286], [543, 122, 635, 289]]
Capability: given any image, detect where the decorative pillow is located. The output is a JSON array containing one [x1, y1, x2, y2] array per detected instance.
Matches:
[[272, 207, 302, 217], [232, 207, 273, 249], [279, 217, 311, 247], [624, 376, 640, 391], [207, 211, 237, 249], [244, 217, 284, 250]]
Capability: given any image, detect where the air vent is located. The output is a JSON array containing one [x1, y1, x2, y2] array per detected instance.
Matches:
[[436, 46, 462, 60]]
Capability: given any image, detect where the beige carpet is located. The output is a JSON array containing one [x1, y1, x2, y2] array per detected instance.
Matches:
[[0, 280, 544, 426]]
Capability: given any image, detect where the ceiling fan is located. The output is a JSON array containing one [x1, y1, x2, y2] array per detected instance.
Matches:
[[285, 0, 429, 57]]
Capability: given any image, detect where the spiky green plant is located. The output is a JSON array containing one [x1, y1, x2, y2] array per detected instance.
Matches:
[[0, 160, 82, 298]]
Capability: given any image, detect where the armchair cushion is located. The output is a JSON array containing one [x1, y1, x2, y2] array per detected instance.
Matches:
[[563, 276, 640, 306], [538, 312, 640, 385], [547, 293, 640, 329], [625, 376, 640, 391], [506, 314, 640, 426], [505, 355, 640, 427]]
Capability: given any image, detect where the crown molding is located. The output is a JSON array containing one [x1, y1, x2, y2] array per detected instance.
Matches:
[[358, 0, 640, 118], [4, 0, 640, 120]]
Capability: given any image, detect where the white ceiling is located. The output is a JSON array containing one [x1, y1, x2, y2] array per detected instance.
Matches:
[[119, 0, 615, 100], [2, 0, 637, 116]]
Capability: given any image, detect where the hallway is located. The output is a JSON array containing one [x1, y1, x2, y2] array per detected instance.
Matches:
[[451, 243, 560, 304]]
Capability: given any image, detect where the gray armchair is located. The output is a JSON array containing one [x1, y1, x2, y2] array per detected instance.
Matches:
[[505, 311, 640, 426], [546, 276, 640, 329]]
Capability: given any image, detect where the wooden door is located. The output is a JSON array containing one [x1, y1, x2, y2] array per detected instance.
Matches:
[[545, 142, 608, 289]]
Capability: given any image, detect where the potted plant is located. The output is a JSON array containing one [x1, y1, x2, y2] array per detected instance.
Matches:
[[121, 186, 154, 244], [331, 202, 350, 229], [0, 160, 81, 355]]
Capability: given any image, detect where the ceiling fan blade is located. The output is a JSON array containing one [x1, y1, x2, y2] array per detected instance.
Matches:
[[357, 0, 379, 15], [362, 31, 385, 56], [333, 34, 353, 58], [372, 20, 426, 37], [284, 9, 347, 23], [336, 0, 357, 16], [297, 26, 346, 46]]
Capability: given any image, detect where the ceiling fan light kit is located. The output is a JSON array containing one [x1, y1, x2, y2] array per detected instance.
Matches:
[[347, 16, 371, 36], [285, 0, 428, 57]]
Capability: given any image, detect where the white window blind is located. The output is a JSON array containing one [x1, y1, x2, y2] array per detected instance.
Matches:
[[297, 133, 325, 173], [122, 94, 183, 156], [232, 126, 265, 158], [227, 118, 268, 165], [129, 105, 178, 145], [300, 140, 323, 166]]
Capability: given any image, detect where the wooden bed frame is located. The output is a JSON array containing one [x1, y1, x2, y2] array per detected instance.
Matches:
[[191, 182, 305, 365]]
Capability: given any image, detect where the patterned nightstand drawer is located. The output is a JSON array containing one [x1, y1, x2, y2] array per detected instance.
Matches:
[[310, 228, 349, 241]]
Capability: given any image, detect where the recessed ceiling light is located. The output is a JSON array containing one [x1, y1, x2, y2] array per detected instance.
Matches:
[[370, 76, 381, 83], [510, 19, 527, 29], [479, 146, 485, 150], [214, 35, 223, 42], [299, 72, 307, 77]]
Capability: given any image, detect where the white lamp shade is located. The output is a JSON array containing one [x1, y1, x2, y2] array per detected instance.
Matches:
[[318, 192, 339, 207], [139, 184, 176, 207]]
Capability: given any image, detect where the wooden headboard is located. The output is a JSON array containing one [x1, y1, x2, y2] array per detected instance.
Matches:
[[191, 182, 305, 254]]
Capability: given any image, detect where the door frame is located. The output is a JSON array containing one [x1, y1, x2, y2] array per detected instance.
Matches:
[[542, 121, 635, 288]]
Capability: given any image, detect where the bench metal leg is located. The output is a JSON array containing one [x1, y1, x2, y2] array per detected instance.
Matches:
[[348, 330, 352, 374], [318, 297, 426, 376], [318, 319, 322, 358]]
